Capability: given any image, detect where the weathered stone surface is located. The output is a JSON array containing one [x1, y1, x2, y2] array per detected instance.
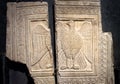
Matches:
[[55, 0, 100, 6], [6, 1, 114, 84], [6, 2, 54, 84], [55, 0, 114, 84]]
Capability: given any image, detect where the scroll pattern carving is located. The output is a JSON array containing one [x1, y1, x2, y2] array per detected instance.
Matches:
[[59, 77, 97, 84], [16, 7, 47, 16], [34, 77, 55, 84], [57, 0, 99, 1], [98, 33, 108, 83], [56, 6, 99, 15]]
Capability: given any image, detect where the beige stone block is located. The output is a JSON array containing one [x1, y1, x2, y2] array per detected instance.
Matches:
[[6, 2, 55, 84], [55, 1, 114, 84]]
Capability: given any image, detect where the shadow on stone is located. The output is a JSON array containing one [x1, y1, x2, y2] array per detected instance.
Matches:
[[5, 56, 35, 84]]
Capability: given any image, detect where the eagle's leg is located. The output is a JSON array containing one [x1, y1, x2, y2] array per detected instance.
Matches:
[[60, 57, 69, 70], [71, 56, 79, 70], [46, 47, 53, 69]]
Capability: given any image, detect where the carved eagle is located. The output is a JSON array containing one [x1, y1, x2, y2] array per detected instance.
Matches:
[[57, 20, 93, 69], [31, 25, 51, 68]]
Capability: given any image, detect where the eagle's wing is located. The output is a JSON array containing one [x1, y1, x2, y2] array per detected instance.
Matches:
[[56, 21, 70, 64], [56, 21, 70, 49], [77, 21, 93, 63], [56, 21, 69, 36], [31, 24, 51, 66]]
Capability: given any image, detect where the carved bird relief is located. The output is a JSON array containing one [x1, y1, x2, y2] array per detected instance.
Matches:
[[57, 20, 92, 70], [31, 25, 53, 70]]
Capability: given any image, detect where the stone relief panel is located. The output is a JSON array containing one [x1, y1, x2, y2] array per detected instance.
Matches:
[[7, 2, 54, 84], [56, 16, 98, 75], [28, 20, 53, 72], [6, 1, 114, 84], [57, 21, 92, 71], [55, 0, 114, 83], [56, 15, 114, 84]]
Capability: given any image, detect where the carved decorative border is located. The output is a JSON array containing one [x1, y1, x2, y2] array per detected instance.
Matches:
[[55, 6, 100, 15], [55, 0, 100, 6]]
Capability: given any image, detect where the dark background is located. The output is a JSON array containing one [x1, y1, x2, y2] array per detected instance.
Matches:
[[1, 0, 120, 84]]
